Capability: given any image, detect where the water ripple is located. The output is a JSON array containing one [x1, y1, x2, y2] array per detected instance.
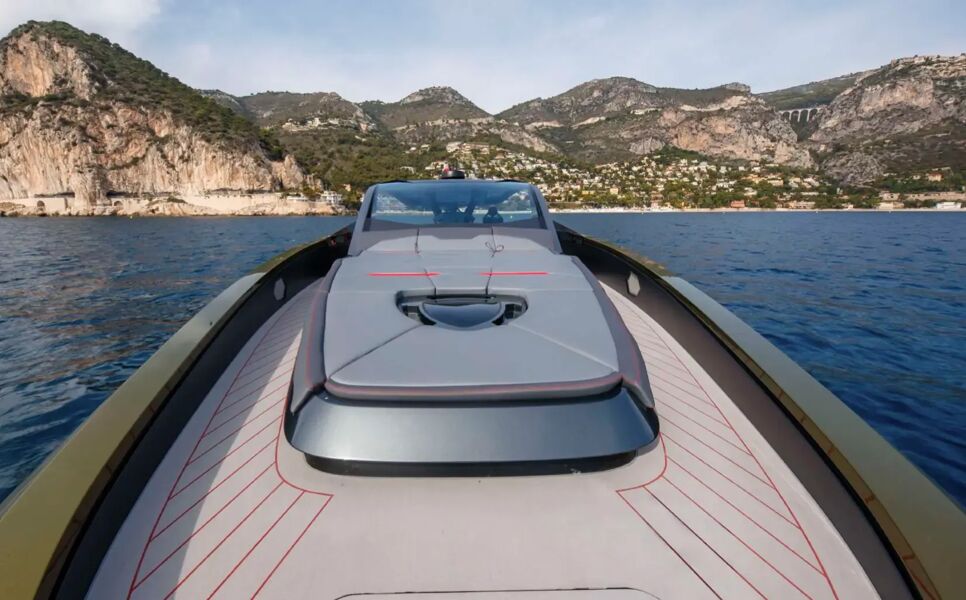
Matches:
[[556, 212, 966, 505], [0, 213, 963, 508]]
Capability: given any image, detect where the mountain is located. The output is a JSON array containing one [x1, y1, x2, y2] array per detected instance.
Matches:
[[0, 20, 961, 204], [759, 73, 866, 110], [808, 55, 966, 184], [361, 86, 488, 127], [0, 21, 303, 206], [499, 77, 812, 166], [232, 90, 377, 132], [360, 86, 557, 154]]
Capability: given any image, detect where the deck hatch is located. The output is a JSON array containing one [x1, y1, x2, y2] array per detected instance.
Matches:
[[398, 294, 527, 329]]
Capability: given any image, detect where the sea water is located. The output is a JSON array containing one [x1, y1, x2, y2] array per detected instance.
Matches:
[[0, 213, 963, 504]]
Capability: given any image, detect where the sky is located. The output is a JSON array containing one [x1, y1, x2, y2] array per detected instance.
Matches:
[[1, 0, 963, 113]]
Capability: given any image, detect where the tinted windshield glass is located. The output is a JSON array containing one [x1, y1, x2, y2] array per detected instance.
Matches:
[[369, 181, 542, 228]]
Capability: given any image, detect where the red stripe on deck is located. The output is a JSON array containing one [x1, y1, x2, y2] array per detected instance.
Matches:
[[481, 271, 549, 276]]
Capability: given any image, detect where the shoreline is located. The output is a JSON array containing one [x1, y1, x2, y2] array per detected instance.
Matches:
[[3, 208, 963, 218], [0, 192, 345, 218], [4, 209, 962, 219], [550, 207, 964, 213], [2, 193, 962, 218]]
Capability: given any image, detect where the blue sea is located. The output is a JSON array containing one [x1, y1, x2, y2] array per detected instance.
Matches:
[[0, 213, 963, 506]]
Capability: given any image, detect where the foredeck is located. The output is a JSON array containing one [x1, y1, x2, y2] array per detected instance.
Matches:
[[86, 278, 879, 599]]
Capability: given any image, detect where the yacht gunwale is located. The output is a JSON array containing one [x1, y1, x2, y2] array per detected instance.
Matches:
[[0, 216, 960, 599], [556, 224, 965, 600], [0, 230, 352, 599]]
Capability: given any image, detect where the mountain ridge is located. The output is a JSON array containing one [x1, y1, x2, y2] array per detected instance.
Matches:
[[0, 20, 962, 209]]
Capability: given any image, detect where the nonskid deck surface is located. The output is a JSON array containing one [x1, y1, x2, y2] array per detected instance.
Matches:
[[87, 280, 878, 599]]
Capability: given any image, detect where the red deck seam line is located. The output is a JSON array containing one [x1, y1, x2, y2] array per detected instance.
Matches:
[[650, 383, 730, 426], [743, 452, 841, 600], [185, 415, 282, 472], [236, 347, 296, 379], [235, 354, 297, 388], [207, 388, 288, 434], [171, 438, 276, 502], [636, 318, 708, 390], [638, 340, 690, 365], [134, 467, 278, 589], [616, 489, 722, 599], [644, 486, 768, 600], [628, 325, 673, 347], [646, 365, 706, 395], [207, 387, 288, 434], [161, 482, 285, 600], [227, 338, 297, 384], [616, 433, 668, 492], [251, 496, 333, 599], [635, 337, 681, 361], [648, 371, 715, 408], [647, 371, 714, 406], [656, 321, 842, 600], [618, 288, 833, 596], [660, 410, 754, 456], [213, 377, 291, 418], [241, 345, 299, 377], [908, 568, 938, 600], [152, 462, 275, 542], [230, 355, 297, 391], [249, 333, 299, 359], [126, 298, 301, 599], [258, 318, 303, 341], [662, 428, 771, 486], [648, 371, 731, 412], [614, 303, 710, 393], [262, 315, 305, 346], [207, 491, 305, 599], [252, 323, 302, 349], [640, 347, 685, 370], [247, 332, 300, 361], [669, 457, 824, 574], [662, 475, 816, 599], [212, 369, 293, 413], [240, 336, 299, 368], [640, 352, 694, 379], [663, 435, 798, 527], [201, 397, 286, 442]]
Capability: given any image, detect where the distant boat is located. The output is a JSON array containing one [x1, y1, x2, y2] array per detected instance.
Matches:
[[0, 174, 962, 599]]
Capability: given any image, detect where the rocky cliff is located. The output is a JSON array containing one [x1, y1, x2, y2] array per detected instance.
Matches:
[[808, 55, 966, 183], [0, 21, 304, 207], [499, 77, 812, 166], [760, 55, 966, 184], [1, 20, 961, 201]]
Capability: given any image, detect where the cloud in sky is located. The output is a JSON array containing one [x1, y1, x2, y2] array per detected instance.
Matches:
[[2, 0, 963, 112], [0, 0, 161, 47]]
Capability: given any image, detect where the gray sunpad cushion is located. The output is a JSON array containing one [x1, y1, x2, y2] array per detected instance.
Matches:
[[319, 242, 622, 400]]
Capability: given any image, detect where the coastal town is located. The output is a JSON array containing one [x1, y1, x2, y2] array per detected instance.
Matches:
[[412, 142, 965, 212], [2, 138, 962, 216]]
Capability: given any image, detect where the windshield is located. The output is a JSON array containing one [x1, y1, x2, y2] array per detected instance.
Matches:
[[367, 181, 543, 228]]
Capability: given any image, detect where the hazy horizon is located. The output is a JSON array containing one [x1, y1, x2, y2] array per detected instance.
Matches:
[[1, 0, 964, 112]]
